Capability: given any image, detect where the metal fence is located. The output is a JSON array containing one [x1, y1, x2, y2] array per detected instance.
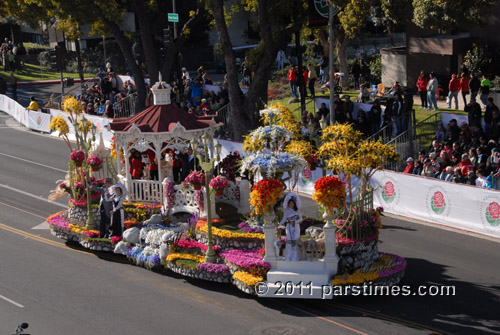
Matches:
[[216, 103, 231, 134], [336, 189, 374, 243], [113, 92, 138, 118]]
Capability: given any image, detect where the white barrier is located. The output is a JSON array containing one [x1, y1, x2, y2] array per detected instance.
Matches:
[[0, 94, 51, 132], [371, 170, 500, 238]]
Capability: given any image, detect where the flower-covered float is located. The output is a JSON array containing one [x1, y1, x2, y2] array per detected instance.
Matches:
[[45, 102, 407, 299]]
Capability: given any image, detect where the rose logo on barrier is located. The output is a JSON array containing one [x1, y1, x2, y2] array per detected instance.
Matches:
[[300, 166, 312, 185], [431, 191, 446, 215], [382, 181, 396, 203], [37, 115, 42, 126], [486, 202, 500, 226]]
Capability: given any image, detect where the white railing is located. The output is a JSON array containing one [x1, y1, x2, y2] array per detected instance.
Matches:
[[128, 179, 163, 203], [215, 181, 240, 209]]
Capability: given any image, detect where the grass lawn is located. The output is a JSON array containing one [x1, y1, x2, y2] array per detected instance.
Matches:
[[0, 63, 94, 82]]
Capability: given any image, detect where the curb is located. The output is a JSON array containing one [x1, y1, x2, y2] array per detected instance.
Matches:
[[17, 78, 96, 87]]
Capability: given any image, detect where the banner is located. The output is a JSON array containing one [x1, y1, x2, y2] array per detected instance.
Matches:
[[27, 110, 51, 132], [371, 170, 500, 238], [308, 0, 339, 27]]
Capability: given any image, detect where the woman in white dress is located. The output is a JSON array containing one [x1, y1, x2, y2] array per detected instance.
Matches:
[[279, 193, 303, 261]]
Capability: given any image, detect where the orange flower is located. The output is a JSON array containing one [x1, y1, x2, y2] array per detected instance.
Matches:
[[313, 176, 346, 214], [250, 179, 283, 215]]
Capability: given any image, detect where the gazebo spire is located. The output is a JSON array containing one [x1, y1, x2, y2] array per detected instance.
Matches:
[[151, 72, 172, 105]]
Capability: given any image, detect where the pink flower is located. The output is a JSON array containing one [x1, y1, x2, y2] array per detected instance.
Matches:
[[384, 181, 395, 197], [488, 202, 500, 219]]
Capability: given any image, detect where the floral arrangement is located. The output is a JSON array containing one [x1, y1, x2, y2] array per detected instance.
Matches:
[[62, 95, 82, 115], [242, 135, 264, 153], [241, 152, 307, 178], [70, 150, 85, 163], [197, 222, 264, 240], [78, 119, 93, 134], [312, 176, 346, 215], [49, 116, 73, 152], [195, 190, 204, 212], [68, 223, 99, 236], [185, 171, 206, 186], [233, 270, 263, 287], [209, 175, 230, 190], [220, 249, 270, 277], [111, 236, 123, 243], [216, 151, 241, 182], [86, 155, 102, 166], [249, 178, 283, 215], [163, 180, 176, 213], [197, 263, 230, 274], [332, 253, 407, 286], [259, 107, 281, 119], [238, 222, 263, 233], [47, 212, 69, 230], [126, 246, 161, 269]]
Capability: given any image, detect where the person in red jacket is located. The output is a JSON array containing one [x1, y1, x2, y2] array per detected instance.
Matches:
[[416, 70, 429, 109], [302, 68, 308, 98], [403, 157, 415, 173], [130, 149, 144, 180], [287, 65, 298, 98], [145, 149, 159, 180], [448, 74, 461, 109], [460, 72, 470, 109]]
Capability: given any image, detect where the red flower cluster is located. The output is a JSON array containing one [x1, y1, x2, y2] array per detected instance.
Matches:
[[312, 176, 346, 214], [250, 178, 283, 215], [216, 151, 241, 182], [306, 154, 320, 165], [86, 155, 103, 166], [70, 150, 85, 162]]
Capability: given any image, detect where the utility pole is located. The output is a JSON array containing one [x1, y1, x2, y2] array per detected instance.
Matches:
[[328, 4, 335, 126]]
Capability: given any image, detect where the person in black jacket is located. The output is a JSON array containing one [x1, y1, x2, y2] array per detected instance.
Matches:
[[469, 72, 481, 103]]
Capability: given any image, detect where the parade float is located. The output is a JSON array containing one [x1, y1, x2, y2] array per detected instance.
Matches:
[[46, 91, 407, 299]]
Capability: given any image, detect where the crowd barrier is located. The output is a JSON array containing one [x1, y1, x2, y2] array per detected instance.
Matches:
[[2, 94, 499, 239]]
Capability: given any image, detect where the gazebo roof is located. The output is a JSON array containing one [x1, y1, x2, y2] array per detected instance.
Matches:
[[110, 104, 214, 133]]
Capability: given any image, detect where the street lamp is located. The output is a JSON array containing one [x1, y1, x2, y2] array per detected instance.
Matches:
[[74, 116, 97, 230], [191, 134, 221, 263]]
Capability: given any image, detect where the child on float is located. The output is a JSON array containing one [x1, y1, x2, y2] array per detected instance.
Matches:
[[279, 193, 303, 261]]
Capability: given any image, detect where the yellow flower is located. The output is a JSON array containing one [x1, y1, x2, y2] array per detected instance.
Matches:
[[243, 135, 264, 153], [62, 95, 82, 115], [166, 253, 205, 263], [285, 140, 314, 160], [233, 270, 263, 286], [78, 119, 93, 134], [198, 224, 264, 240], [49, 116, 69, 136]]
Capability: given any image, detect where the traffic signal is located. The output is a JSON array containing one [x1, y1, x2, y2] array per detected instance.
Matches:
[[163, 27, 172, 46]]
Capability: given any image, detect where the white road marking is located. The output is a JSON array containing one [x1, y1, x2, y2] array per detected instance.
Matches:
[[0, 294, 24, 308], [32, 222, 50, 230], [0, 183, 67, 209], [0, 152, 67, 173]]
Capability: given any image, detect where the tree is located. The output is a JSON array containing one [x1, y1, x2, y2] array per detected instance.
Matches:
[[412, 0, 495, 33], [211, 0, 295, 140]]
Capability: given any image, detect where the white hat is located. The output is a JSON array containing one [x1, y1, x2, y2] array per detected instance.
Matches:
[[406, 157, 414, 162], [282, 192, 301, 210], [181, 67, 187, 71]]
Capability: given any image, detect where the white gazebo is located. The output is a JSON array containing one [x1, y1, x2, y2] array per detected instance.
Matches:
[[109, 77, 220, 204]]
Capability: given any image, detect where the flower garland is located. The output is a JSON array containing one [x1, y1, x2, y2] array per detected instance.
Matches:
[[209, 175, 230, 190], [233, 270, 263, 287], [249, 178, 283, 216], [312, 176, 346, 215], [163, 180, 176, 212], [166, 253, 205, 263], [331, 253, 407, 286], [197, 223, 264, 240]]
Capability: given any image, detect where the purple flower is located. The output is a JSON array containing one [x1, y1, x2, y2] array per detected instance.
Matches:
[[197, 263, 230, 274]]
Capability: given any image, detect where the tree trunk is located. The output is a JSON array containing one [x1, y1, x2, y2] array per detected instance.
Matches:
[[134, 0, 159, 84], [105, 19, 146, 113], [334, 25, 349, 89], [75, 39, 84, 94], [211, 0, 248, 140]]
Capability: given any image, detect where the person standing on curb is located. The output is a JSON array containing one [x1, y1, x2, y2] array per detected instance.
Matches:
[[448, 74, 460, 109], [89, 178, 114, 238], [469, 72, 480, 103], [287, 65, 298, 98], [480, 74, 491, 109]]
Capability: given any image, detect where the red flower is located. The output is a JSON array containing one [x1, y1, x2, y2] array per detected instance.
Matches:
[[488, 202, 500, 219], [384, 182, 395, 197], [432, 191, 445, 208]]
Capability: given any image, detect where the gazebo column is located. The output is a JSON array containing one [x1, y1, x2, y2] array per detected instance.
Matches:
[[155, 147, 163, 203]]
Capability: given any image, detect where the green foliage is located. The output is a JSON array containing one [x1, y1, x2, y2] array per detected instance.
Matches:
[[336, 0, 372, 40], [412, 0, 495, 33], [175, 259, 199, 270], [369, 54, 381, 83], [463, 43, 500, 79], [24, 42, 52, 55]]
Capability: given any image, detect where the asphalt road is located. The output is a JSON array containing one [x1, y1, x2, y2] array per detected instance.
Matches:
[[1, 112, 500, 335]]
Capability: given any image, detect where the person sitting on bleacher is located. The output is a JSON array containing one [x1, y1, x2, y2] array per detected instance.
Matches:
[[26, 96, 39, 111]]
